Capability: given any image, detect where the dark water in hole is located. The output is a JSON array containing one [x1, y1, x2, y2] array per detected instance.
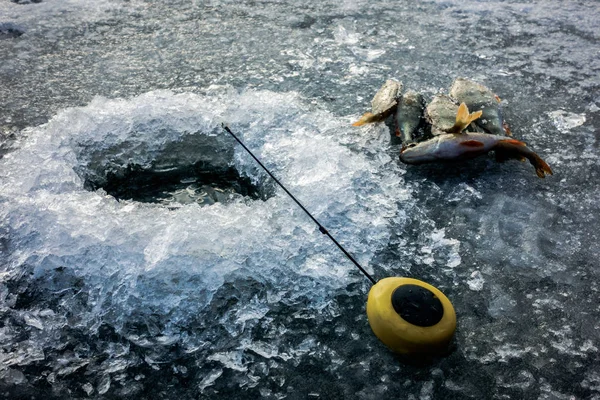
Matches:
[[94, 166, 268, 207], [1, 0, 599, 398]]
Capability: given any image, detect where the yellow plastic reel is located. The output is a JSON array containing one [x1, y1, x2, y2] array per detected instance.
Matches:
[[366, 277, 456, 355]]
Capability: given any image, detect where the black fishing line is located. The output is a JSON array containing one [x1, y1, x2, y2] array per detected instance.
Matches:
[[222, 124, 377, 285]]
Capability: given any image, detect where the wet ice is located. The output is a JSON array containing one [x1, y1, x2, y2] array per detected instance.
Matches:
[[0, 88, 439, 395], [1, 0, 600, 398]]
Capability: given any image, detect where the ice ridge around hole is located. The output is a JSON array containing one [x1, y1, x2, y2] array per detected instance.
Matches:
[[1, 0, 600, 397], [0, 88, 455, 391]]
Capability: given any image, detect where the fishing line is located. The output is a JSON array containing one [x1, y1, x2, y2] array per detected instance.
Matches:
[[222, 124, 377, 285]]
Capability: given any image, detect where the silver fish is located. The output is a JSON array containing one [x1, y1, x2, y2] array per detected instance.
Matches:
[[399, 131, 553, 178], [395, 90, 425, 144]]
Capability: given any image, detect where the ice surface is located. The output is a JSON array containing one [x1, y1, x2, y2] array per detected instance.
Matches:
[[547, 110, 587, 131], [0, 87, 457, 397], [1, 0, 599, 398]]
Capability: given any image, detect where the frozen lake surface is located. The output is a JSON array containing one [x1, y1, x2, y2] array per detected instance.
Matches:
[[1, 0, 599, 399]]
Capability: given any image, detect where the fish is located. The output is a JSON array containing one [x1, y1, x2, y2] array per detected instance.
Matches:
[[353, 79, 403, 126], [400, 102, 552, 178], [449, 78, 506, 136], [425, 96, 483, 135], [399, 132, 553, 178], [395, 90, 425, 144]]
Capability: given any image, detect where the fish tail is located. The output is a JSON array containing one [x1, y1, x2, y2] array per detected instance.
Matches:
[[529, 152, 553, 178], [352, 112, 381, 126], [450, 103, 483, 133], [495, 139, 553, 178]]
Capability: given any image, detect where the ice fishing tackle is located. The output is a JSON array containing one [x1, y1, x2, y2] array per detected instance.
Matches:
[[222, 125, 457, 357]]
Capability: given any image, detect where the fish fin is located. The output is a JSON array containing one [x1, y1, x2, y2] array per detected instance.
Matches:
[[495, 94, 502, 103], [455, 103, 469, 127], [499, 138, 527, 146], [460, 140, 485, 147], [503, 121, 512, 136], [451, 103, 483, 133], [352, 112, 377, 126], [495, 141, 553, 178], [531, 154, 553, 178], [468, 109, 483, 124]]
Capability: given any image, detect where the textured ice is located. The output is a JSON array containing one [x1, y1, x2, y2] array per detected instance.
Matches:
[[2, 0, 600, 398], [0, 87, 451, 396], [547, 110, 587, 131]]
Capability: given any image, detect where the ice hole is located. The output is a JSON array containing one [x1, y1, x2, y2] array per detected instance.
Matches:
[[66, 107, 275, 207], [95, 165, 268, 208]]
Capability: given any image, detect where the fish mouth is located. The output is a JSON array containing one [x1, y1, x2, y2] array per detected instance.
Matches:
[[399, 147, 432, 164], [400, 142, 418, 153]]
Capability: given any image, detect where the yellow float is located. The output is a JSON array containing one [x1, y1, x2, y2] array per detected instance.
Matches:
[[367, 277, 456, 355]]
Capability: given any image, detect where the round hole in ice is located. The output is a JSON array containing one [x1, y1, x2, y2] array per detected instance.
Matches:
[[39, 90, 278, 208], [77, 124, 274, 208]]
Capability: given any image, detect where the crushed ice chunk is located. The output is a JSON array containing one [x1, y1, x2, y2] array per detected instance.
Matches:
[[3, 340, 45, 367], [538, 378, 575, 400], [23, 312, 43, 330], [547, 110, 586, 131], [580, 340, 598, 353], [242, 340, 292, 361], [446, 252, 461, 268], [0, 368, 27, 385], [292, 337, 318, 356], [581, 370, 600, 391], [100, 358, 129, 374], [199, 369, 223, 392], [444, 380, 462, 391], [348, 63, 370, 76], [548, 326, 575, 354], [492, 343, 533, 363], [496, 370, 535, 390], [420, 380, 434, 400], [350, 47, 386, 62], [467, 271, 485, 291], [56, 361, 89, 377], [82, 382, 94, 396], [447, 183, 482, 203], [429, 228, 461, 268], [207, 351, 247, 372], [333, 25, 360, 45], [97, 375, 111, 395]]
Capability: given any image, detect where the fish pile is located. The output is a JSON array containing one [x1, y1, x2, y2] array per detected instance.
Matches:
[[353, 78, 552, 178]]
